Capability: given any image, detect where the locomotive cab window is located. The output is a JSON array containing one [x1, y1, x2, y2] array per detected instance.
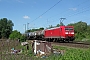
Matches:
[[65, 28, 73, 30]]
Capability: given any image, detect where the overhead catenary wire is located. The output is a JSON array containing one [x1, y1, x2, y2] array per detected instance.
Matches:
[[30, 0, 90, 29], [65, 5, 90, 18], [42, 0, 90, 27], [43, 10, 90, 27], [53, 6, 90, 25], [31, 0, 62, 22], [46, 0, 89, 19]]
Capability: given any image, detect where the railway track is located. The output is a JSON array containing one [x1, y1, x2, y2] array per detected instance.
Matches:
[[52, 41, 90, 49], [30, 39, 90, 49]]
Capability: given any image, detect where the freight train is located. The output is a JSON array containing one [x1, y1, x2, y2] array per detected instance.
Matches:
[[26, 26, 75, 42]]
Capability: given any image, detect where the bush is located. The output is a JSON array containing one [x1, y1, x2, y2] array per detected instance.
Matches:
[[9, 30, 21, 40], [9, 30, 26, 42], [20, 35, 26, 42]]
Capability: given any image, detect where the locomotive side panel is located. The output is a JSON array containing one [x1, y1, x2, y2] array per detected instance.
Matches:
[[44, 27, 60, 38]]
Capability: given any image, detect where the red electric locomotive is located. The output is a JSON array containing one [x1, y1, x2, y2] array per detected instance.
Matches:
[[44, 26, 75, 42], [28, 26, 75, 42]]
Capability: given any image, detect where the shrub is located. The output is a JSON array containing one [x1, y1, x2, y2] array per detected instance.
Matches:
[[20, 35, 26, 42]]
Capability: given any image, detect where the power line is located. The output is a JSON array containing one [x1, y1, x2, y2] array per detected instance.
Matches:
[[30, 0, 90, 29], [31, 0, 62, 22], [66, 5, 90, 18], [47, 0, 89, 19], [42, 0, 90, 27], [43, 8, 90, 28]]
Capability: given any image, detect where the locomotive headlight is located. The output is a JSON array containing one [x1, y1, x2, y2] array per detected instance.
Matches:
[[71, 32, 74, 34], [65, 32, 68, 34]]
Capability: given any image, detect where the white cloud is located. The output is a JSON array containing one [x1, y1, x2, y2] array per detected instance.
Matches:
[[23, 15, 30, 19], [69, 8, 77, 11]]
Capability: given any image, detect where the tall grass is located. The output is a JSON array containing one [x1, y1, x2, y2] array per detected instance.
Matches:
[[47, 45, 90, 60], [0, 40, 90, 60]]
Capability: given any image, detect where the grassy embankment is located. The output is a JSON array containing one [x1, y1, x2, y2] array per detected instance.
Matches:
[[0, 40, 90, 60]]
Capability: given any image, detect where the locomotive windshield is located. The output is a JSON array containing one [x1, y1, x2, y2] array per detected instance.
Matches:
[[65, 28, 73, 30]]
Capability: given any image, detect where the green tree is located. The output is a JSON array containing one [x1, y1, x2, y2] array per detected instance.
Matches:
[[56, 24, 60, 27], [67, 21, 88, 40], [20, 35, 26, 42], [9, 30, 26, 42], [0, 18, 14, 39], [39, 27, 44, 30], [86, 25, 90, 38], [9, 30, 21, 40], [47, 25, 54, 29], [26, 27, 44, 32]]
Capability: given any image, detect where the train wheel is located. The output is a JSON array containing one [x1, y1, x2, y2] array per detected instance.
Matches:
[[68, 39, 71, 43], [68, 40, 69, 43], [49, 38, 50, 42], [56, 38, 58, 42], [51, 38, 54, 42], [44, 38, 46, 41], [63, 39, 65, 42]]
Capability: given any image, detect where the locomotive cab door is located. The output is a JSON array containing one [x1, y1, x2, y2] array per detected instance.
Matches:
[[60, 27, 64, 40], [60, 28, 62, 38]]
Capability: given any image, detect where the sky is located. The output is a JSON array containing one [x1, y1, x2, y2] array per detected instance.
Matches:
[[0, 0, 90, 33]]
